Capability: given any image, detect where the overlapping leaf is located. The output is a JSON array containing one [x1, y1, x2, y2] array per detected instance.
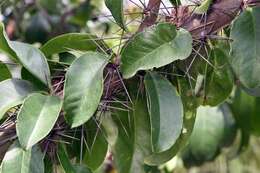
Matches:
[[0, 141, 44, 173], [64, 52, 108, 128], [144, 72, 183, 153], [0, 79, 37, 120], [121, 23, 192, 78], [17, 93, 62, 149], [0, 23, 51, 87]]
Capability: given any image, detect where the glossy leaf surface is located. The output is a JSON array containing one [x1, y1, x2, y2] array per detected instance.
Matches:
[[64, 52, 108, 127], [0, 79, 37, 120], [17, 93, 62, 149], [0, 141, 44, 173], [121, 23, 192, 78], [144, 72, 183, 153]]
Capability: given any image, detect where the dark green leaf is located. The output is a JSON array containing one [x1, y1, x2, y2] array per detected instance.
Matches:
[[17, 93, 62, 149], [230, 88, 260, 136], [0, 141, 44, 173], [84, 119, 108, 171], [202, 48, 233, 106], [105, 0, 126, 30], [0, 79, 37, 120], [57, 144, 77, 173], [0, 23, 17, 61], [121, 23, 192, 79], [230, 7, 260, 88], [111, 96, 152, 173], [64, 52, 108, 128], [144, 72, 183, 153], [0, 63, 11, 81]]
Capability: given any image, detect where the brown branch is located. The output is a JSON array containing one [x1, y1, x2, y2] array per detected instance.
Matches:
[[138, 0, 161, 31], [182, 0, 243, 39]]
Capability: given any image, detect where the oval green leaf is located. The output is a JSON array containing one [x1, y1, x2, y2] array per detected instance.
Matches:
[[40, 33, 108, 57], [64, 52, 108, 128], [17, 93, 62, 149], [0, 141, 44, 173], [144, 71, 183, 153], [121, 23, 192, 79], [0, 79, 37, 120], [230, 7, 260, 88]]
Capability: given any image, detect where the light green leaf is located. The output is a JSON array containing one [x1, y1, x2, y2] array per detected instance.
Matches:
[[84, 119, 108, 171], [194, 0, 213, 14], [0, 79, 37, 120], [144, 77, 197, 165], [105, 0, 126, 30], [40, 33, 108, 57], [230, 7, 260, 88], [0, 23, 51, 87], [0, 141, 44, 173], [17, 93, 62, 149], [144, 72, 183, 153], [121, 23, 192, 79], [64, 52, 108, 128], [0, 63, 11, 81], [9, 42, 51, 87]]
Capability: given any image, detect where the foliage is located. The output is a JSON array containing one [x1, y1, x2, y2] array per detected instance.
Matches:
[[0, 0, 260, 173]]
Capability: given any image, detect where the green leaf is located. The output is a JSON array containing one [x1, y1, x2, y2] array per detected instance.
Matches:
[[57, 144, 77, 173], [185, 106, 225, 163], [41, 33, 108, 57], [9, 42, 51, 87], [64, 52, 108, 128], [21, 68, 48, 91], [105, 0, 126, 30], [0, 63, 11, 81], [84, 119, 108, 171], [0, 23, 17, 61], [230, 88, 260, 136], [144, 72, 183, 153], [0, 141, 44, 173], [111, 96, 152, 173], [201, 48, 233, 106], [144, 77, 197, 165], [0, 24, 51, 87], [121, 23, 192, 79], [194, 0, 213, 14], [0, 79, 37, 120], [144, 104, 196, 165], [230, 7, 260, 88], [17, 93, 62, 149]]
